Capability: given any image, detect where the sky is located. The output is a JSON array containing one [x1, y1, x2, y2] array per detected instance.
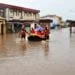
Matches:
[[0, 0, 75, 20]]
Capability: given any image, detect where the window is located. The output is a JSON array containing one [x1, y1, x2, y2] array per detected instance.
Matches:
[[10, 9, 13, 13], [24, 12, 26, 16], [27, 13, 29, 16], [16, 11, 19, 16], [0, 9, 5, 17], [29, 12, 32, 16], [17, 11, 19, 16], [10, 9, 14, 16], [14, 10, 17, 16]]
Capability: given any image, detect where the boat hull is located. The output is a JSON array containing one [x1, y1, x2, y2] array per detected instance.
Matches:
[[28, 35, 46, 41]]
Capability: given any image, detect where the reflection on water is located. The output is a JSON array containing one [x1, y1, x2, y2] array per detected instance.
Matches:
[[44, 41, 49, 57], [0, 34, 49, 58]]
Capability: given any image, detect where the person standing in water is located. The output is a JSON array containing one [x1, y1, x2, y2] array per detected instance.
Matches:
[[20, 28, 26, 39], [44, 27, 49, 40], [19, 24, 28, 40]]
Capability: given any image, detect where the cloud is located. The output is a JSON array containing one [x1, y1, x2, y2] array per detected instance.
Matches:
[[23, 0, 36, 2], [0, 0, 36, 3]]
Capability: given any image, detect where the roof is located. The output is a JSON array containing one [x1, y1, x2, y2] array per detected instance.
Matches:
[[0, 3, 40, 13], [66, 20, 75, 23], [39, 18, 53, 23], [41, 15, 56, 18], [41, 14, 62, 19]]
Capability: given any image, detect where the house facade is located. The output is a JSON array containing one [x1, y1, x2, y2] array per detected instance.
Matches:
[[40, 15, 65, 28], [0, 3, 40, 33]]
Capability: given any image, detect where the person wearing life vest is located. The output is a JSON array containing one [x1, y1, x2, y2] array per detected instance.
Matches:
[[30, 28, 35, 33]]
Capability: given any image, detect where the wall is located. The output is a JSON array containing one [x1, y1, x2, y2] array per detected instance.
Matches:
[[0, 18, 6, 35], [8, 8, 40, 21]]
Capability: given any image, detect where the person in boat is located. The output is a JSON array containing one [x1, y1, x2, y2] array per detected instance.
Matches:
[[37, 30, 41, 35], [30, 27, 35, 33]]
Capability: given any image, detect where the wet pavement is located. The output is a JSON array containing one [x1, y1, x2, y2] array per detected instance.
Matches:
[[0, 28, 75, 75]]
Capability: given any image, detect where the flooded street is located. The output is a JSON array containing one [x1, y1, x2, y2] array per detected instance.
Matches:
[[0, 28, 75, 75]]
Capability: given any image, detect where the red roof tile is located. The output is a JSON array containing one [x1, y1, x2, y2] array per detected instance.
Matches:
[[0, 3, 40, 13]]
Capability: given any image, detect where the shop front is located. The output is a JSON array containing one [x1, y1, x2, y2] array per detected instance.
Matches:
[[8, 20, 38, 33]]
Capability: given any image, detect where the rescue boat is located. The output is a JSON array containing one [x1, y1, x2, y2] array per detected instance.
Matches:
[[28, 33, 46, 41]]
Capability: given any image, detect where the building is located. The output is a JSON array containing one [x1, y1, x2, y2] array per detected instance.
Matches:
[[39, 18, 52, 29], [66, 20, 75, 33], [40, 14, 65, 28], [0, 3, 40, 32]]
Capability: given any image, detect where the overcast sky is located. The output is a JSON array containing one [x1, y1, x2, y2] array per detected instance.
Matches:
[[0, 0, 75, 20]]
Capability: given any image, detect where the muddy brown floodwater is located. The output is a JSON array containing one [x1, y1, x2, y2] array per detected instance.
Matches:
[[0, 28, 75, 75]]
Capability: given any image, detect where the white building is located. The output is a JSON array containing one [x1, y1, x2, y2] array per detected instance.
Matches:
[[40, 15, 65, 28], [0, 3, 40, 32]]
